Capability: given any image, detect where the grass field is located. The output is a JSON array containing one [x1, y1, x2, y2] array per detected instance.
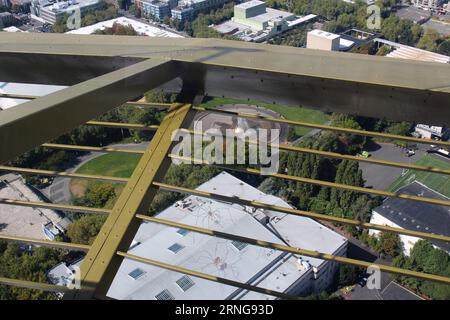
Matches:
[[388, 155, 450, 198], [200, 97, 330, 136], [70, 153, 141, 197]]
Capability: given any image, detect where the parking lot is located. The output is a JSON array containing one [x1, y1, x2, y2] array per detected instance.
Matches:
[[359, 142, 428, 190]]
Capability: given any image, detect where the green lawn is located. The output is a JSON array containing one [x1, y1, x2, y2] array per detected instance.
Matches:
[[200, 97, 330, 136], [388, 155, 450, 198], [76, 153, 142, 178]]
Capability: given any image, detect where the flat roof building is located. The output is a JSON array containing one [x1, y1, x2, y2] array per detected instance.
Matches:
[[106, 172, 347, 299], [307, 29, 341, 51], [214, 0, 316, 42], [369, 181, 450, 255], [66, 17, 183, 37], [31, 0, 102, 24]]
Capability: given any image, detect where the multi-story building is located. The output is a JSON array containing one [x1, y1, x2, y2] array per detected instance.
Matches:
[[307, 29, 341, 51], [412, 0, 445, 10], [140, 0, 171, 20], [31, 0, 101, 24], [415, 124, 449, 140], [0, 12, 14, 28], [170, 4, 193, 22], [369, 182, 450, 255], [214, 0, 316, 42], [101, 172, 348, 300]]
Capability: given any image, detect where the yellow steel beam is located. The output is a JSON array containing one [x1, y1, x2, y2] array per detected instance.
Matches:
[[125, 101, 172, 108], [0, 277, 73, 293], [0, 93, 37, 100], [85, 121, 159, 131], [0, 58, 181, 165], [42, 143, 145, 155], [0, 234, 90, 251], [116, 251, 300, 300], [71, 103, 194, 299], [0, 165, 129, 183], [167, 154, 450, 207], [134, 214, 450, 286], [152, 180, 450, 243], [0, 198, 111, 215], [192, 106, 450, 148]]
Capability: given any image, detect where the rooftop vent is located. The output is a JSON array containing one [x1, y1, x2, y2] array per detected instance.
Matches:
[[155, 289, 175, 300], [128, 268, 146, 280], [168, 243, 185, 254], [231, 240, 248, 251], [176, 275, 195, 292]]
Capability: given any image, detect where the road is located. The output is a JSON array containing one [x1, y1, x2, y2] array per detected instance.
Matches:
[[42, 142, 148, 204]]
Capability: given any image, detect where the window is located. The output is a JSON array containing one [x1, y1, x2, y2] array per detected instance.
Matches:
[[176, 229, 190, 237], [155, 289, 175, 300], [231, 240, 248, 251], [128, 268, 146, 280], [176, 275, 195, 292], [168, 243, 185, 254]]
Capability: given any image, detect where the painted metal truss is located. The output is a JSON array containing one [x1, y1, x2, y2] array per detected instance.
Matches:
[[0, 33, 450, 299]]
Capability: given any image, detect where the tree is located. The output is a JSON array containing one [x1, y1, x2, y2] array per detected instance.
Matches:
[[73, 183, 116, 208], [338, 264, 361, 287], [437, 40, 450, 56], [67, 215, 107, 245], [417, 28, 440, 52], [0, 242, 63, 300], [395, 240, 450, 300], [377, 231, 402, 257]]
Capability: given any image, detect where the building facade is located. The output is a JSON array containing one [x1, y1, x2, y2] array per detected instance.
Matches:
[[141, 0, 171, 20], [0, 12, 14, 28], [307, 29, 341, 51], [31, 0, 101, 24], [170, 5, 194, 22], [412, 0, 445, 9]]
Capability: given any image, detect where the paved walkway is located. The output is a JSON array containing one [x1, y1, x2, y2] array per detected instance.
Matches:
[[42, 142, 148, 204]]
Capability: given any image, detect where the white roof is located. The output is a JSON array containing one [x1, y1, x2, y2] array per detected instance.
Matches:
[[247, 8, 294, 23], [309, 29, 340, 40], [236, 0, 264, 9], [0, 82, 64, 110], [106, 172, 347, 300], [387, 46, 450, 64], [66, 17, 184, 38]]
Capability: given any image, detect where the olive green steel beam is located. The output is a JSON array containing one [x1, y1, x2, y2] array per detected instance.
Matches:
[[116, 251, 300, 300], [42, 143, 145, 155], [0, 58, 181, 165], [0, 198, 111, 215], [167, 154, 450, 207], [134, 215, 450, 286], [181, 128, 450, 175], [0, 277, 73, 293], [0, 93, 173, 109], [1, 33, 450, 125], [0, 93, 37, 100], [153, 180, 450, 243], [69, 104, 194, 300], [192, 107, 450, 148], [0, 165, 129, 183], [125, 101, 172, 109], [0, 234, 90, 251], [85, 121, 159, 131]]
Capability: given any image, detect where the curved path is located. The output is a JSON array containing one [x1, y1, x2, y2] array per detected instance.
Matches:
[[42, 142, 148, 204]]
